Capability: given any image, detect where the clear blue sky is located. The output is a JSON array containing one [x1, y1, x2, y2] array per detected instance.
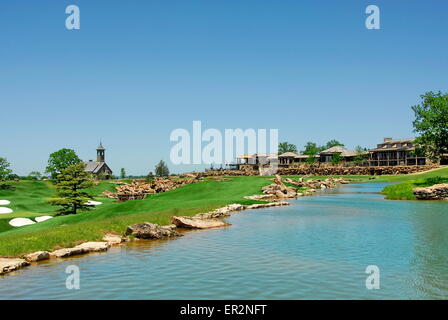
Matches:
[[1, 0, 447, 175]]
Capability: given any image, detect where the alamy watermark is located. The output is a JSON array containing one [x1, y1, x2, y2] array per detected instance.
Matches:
[[365, 265, 380, 290], [170, 121, 279, 173], [66, 5, 80, 30], [365, 5, 380, 30], [66, 265, 80, 290], [64, 5, 380, 31]]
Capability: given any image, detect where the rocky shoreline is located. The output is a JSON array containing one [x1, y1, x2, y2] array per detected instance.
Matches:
[[413, 183, 448, 200], [0, 175, 349, 276]]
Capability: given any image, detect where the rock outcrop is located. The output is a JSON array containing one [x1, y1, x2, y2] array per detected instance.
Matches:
[[103, 175, 202, 201], [171, 200, 290, 229], [171, 216, 228, 229], [194, 203, 246, 219], [76, 242, 110, 252], [245, 201, 289, 209], [261, 175, 298, 199], [413, 183, 448, 200], [125, 222, 180, 239], [51, 242, 110, 258], [50, 247, 86, 258], [24, 251, 50, 262], [0, 258, 30, 275], [103, 234, 124, 245], [283, 176, 350, 190]]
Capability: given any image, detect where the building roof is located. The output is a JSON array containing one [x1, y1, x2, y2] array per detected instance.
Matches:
[[277, 152, 310, 159], [370, 138, 416, 152], [381, 138, 415, 144], [319, 146, 357, 157], [84, 161, 107, 174], [97, 142, 105, 150], [237, 153, 277, 159], [278, 152, 299, 158], [295, 154, 311, 159]]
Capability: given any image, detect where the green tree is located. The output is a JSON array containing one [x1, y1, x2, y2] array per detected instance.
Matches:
[[29, 171, 42, 180], [278, 142, 298, 154], [0, 157, 13, 180], [353, 145, 367, 164], [302, 142, 323, 156], [47, 163, 94, 215], [46, 148, 82, 180], [155, 160, 170, 177], [331, 153, 342, 164], [412, 91, 448, 161], [120, 168, 126, 179], [325, 140, 345, 149]]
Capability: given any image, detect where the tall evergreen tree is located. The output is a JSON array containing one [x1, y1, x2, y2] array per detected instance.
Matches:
[[155, 160, 170, 177], [48, 163, 94, 215]]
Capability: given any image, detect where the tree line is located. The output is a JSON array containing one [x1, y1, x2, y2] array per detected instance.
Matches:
[[278, 140, 367, 164]]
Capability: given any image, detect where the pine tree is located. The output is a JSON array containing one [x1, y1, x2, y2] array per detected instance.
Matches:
[[48, 163, 95, 215], [155, 160, 170, 177]]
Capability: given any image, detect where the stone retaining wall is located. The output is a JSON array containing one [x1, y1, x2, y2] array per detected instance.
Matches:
[[204, 165, 438, 176], [413, 183, 448, 200]]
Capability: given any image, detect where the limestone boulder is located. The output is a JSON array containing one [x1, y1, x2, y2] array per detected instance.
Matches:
[[50, 241, 110, 258], [76, 242, 110, 252], [50, 247, 86, 258], [125, 222, 180, 239], [24, 251, 50, 262], [244, 194, 274, 201], [0, 258, 30, 275], [226, 203, 246, 211], [171, 216, 228, 229], [195, 203, 246, 219], [102, 234, 124, 245], [246, 201, 289, 209], [413, 183, 448, 200]]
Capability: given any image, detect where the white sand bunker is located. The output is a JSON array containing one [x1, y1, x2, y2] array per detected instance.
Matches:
[[86, 200, 102, 206], [0, 207, 13, 214], [9, 218, 36, 227], [35, 216, 53, 223], [0, 200, 11, 205]]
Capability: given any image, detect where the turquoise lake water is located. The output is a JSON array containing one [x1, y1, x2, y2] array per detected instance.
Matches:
[[1, 182, 448, 299]]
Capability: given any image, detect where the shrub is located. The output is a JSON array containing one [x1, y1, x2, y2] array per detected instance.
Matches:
[[0, 183, 15, 191]]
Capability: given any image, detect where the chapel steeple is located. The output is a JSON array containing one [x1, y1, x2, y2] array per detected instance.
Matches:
[[97, 141, 105, 163]]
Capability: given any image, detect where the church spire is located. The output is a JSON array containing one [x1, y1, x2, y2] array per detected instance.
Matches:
[[97, 141, 105, 162]]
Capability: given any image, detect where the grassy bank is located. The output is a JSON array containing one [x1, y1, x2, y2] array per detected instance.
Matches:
[[0, 176, 271, 257], [381, 167, 448, 200]]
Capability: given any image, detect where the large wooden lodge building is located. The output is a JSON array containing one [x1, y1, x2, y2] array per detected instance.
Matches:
[[368, 138, 426, 166], [230, 137, 439, 170]]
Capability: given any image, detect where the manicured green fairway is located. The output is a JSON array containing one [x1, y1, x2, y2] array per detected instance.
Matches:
[[0, 181, 55, 233], [0, 176, 271, 257]]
